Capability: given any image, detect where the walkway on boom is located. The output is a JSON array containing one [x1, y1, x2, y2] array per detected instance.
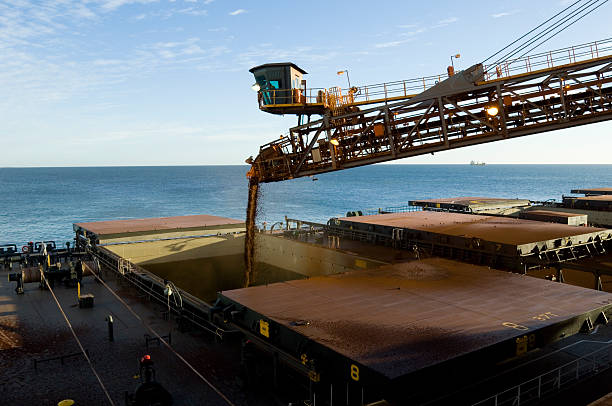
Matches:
[[253, 37, 612, 116], [252, 0, 610, 116]]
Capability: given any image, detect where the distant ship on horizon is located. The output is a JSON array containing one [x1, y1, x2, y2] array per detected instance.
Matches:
[[470, 160, 486, 166]]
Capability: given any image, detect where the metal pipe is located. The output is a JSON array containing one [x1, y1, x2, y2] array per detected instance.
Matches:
[[107, 315, 114, 342]]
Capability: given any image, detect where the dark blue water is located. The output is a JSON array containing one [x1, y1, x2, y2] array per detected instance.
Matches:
[[1, 165, 610, 246]]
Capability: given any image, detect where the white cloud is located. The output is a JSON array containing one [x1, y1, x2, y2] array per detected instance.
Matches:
[[375, 40, 408, 48], [154, 37, 198, 48], [229, 9, 246, 16], [236, 45, 336, 71], [98, 0, 159, 11], [0, 0, 235, 113], [491, 10, 520, 18], [399, 28, 425, 37], [203, 0, 214, 3], [436, 17, 458, 25], [492, 12, 510, 18], [72, 4, 97, 19], [176, 6, 207, 16], [130, 5, 207, 19]]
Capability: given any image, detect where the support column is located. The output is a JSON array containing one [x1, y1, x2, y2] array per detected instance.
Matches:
[[325, 116, 337, 170], [384, 107, 396, 157], [437, 97, 449, 147], [496, 84, 508, 137]]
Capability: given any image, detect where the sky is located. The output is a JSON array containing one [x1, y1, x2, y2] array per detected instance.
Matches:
[[1, 0, 611, 167]]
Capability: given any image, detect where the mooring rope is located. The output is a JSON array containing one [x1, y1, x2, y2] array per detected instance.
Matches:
[[45, 279, 116, 406], [89, 271, 236, 406]]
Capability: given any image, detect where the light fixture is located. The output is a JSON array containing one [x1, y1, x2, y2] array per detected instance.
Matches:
[[486, 105, 499, 116], [330, 138, 340, 146], [251, 83, 261, 92], [450, 53, 461, 68], [337, 70, 351, 88]]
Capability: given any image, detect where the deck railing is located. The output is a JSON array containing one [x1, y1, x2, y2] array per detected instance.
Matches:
[[472, 341, 612, 406], [483, 37, 612, 81], [257, 38, 612, 110]]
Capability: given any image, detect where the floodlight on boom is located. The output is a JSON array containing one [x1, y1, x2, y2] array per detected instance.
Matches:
[[486, 105, 499, 116]]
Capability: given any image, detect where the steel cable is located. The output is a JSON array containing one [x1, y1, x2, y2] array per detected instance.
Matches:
[[89, 270, 237, 406], [481, 0, 583, 65], [517, 0, 610, 58], [45, 279, 117, 406], [490, 0, 601, 66], [492, 0, 605, 65]]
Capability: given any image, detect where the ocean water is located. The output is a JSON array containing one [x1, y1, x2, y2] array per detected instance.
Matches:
[[0, 164, 610, 246]]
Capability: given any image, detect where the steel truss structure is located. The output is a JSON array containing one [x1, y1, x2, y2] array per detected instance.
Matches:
[[251, 48, 612, 183]]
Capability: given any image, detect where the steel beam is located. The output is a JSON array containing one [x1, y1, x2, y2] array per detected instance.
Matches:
[[253, 55, 612, 183]]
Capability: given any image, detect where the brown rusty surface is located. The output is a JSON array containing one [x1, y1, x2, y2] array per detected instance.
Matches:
[[409, 197, 530, 208], [75, 214, 244, 236], [575, 195, 612, 202], [338, 211, 609, 245], [572, 188, 612, 195], [588, 391, 612, 406], [522, 210, 585, 218], [222, 258, 612, 379]]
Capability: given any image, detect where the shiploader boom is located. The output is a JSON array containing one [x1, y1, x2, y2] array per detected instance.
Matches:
[[247, 38, 612, 183]]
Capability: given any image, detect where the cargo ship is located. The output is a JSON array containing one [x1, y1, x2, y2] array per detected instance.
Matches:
[[3, 187, 612, 405], [3, 22, 612, 405]]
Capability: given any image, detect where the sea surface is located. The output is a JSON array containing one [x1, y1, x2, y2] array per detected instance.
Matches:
[[1, 164, 611, 246]]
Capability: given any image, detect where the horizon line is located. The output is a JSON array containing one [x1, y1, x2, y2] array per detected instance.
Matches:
[[1, 163, 612, 169]]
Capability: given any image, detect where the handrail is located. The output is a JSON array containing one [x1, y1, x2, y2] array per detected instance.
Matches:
[[257, 38, 612, 110], [483, 37, 612, 81], [363, 205, 422, 215], [472, 341, 612, 406]]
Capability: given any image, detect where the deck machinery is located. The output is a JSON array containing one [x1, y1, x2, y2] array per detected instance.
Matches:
[[246, 38, 612, 183]]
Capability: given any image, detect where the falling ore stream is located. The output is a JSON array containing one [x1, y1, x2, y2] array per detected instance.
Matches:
[[244, 177, 260, 287]]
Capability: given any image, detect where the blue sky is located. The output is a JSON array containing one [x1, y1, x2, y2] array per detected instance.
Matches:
[[1, 0, 611, 166]]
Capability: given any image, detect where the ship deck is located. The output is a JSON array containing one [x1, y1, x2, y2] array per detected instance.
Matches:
[[219, 258, 612, 397], [74, 214, 244, 236], [408, 197, 531, 212], [0, 267, 267, 406], [338, 211, 612, 253], [571, 188, 612, 196]]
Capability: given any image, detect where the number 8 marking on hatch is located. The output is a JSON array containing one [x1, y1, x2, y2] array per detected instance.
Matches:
[[350, 364, 359, 381], [502, 321, 529, 331]]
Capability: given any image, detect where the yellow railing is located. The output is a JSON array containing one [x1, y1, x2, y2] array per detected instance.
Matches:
[[257, 87, 326, 107], [257, 38, 612, 110], [325, 87, 356, 115], [483, 38, 612, 81]]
